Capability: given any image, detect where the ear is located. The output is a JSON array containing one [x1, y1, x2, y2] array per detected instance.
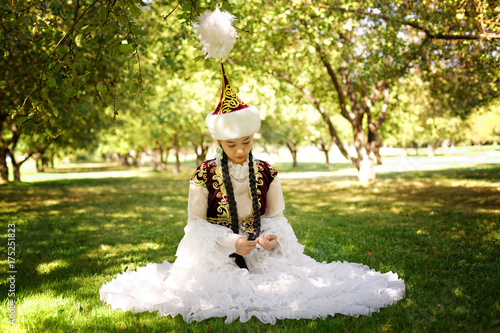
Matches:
[[217, 140, 221, 146]]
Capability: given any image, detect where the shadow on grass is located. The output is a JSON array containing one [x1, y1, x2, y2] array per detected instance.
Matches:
[[0, 175, 190, 302], [378, 163, 500, 183], [274, 161, 353, 173], [1, 165, 499, 331]]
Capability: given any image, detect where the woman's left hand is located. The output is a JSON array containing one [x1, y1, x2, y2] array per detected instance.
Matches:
[[258, 234, 278, 251]]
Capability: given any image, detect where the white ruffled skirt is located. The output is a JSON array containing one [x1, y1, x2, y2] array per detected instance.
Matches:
[[100, 217, 405, 324]]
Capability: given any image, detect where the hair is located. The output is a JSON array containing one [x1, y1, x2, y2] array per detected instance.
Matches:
[[221, 150, 261, 239], [246, 150, 261, 240], [221, 149, 262, 269], [221, 150, 239, 234]]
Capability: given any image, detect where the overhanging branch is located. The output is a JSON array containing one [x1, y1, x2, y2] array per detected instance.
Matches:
[[331, 6, 500, 40], [272, 70, 357, 165]]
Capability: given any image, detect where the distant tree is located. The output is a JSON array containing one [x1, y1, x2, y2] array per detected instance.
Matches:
[[466, 100, 500, 146], [0, 0, 148, 182], [234, 0, 499, 180]]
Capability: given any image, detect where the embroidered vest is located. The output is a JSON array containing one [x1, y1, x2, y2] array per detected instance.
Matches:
[[190, 159, 278, 235]]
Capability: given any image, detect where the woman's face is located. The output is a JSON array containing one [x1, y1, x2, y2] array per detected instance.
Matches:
[[218, 135, 254, 165]]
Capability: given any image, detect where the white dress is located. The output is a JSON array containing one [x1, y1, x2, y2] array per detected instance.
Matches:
[[100, 159, 405, 324]]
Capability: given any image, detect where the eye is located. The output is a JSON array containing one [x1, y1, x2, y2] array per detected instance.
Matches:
[[243, 141, 250, 145], [228, 145, 235, 148]]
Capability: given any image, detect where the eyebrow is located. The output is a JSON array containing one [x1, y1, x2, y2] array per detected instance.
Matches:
[[227, 137, 251, 144]]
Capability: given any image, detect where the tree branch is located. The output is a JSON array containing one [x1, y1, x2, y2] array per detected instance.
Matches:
[[373, 88, 390, 131], [331, 6, 500, 40], [37, 0, 101, 66], [272, 70, 357, 165], [315, 43, 353, 121], [163, 1, 181, 20]]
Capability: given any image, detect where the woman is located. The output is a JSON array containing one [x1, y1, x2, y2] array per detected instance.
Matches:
[[100, 64, 405, 324]]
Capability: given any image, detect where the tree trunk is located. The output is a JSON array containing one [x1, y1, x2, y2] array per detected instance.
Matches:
[[162, 148, 170, 171], [441, 138, 451, 151], [401, 145, 407, 157], [152, 149, 159, 171], [0, 146, 9, 184], [139, 150, 147, 167], [374, 139, 382, 165], [368, 128, 383, 165], [35, 154, 40, 172], [12, 163, 21, 182], [323, 149, 330, 169], [316, 139, 331, 169], [48, 152, 55, 169], [35, 153, 44, 172], [174, 149, 180, 174], [132, 150, 139, 167], [286, 143, 298, 167], [197, 144, 209, 165], [118, 153, 130, 166], [153, 143, 166, 171], [354, 123, 376, 182], [355, 129, 375, 182], [357, 153, 375, 182], [7, 152, 21, 182], [192, 135, 209, 165], [427, 143, 435, 158]]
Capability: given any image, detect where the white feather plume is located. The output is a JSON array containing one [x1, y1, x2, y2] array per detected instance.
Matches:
[[193, 5, 237, 61]]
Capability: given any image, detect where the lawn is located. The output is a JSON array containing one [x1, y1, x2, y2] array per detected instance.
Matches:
[[1, 150, 499, 332]]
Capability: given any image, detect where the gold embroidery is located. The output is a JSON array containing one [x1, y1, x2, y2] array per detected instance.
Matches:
[[240, 214, 254, 236], [219, 84, 246, 115], [206, 160, 276, 235], [212, 165, 230, 221], [207, 213, 255, 236], [250, 162, 263, 209], [207, 216, 232, 229], [254, 163, 264, 187], [191, 163, 208, 188], [218, 63, 248, 115]]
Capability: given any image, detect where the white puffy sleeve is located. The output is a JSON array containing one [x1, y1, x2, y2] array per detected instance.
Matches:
[[257, 175, 305, 257], [263, 175, 285, 219], [182, 183, 240, 263], [187, 183, 208, 223]]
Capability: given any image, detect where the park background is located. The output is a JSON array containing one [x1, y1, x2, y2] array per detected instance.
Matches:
[[1, 0, 499, 332]]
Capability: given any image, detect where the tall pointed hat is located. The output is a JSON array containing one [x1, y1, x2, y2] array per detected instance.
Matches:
[[193, 5, 260, 140]]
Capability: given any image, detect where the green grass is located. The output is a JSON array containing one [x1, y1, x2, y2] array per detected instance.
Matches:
[[1, 153, 499, 332]]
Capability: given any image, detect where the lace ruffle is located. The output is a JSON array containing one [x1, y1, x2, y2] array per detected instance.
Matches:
[[100, 217, 405, 324]]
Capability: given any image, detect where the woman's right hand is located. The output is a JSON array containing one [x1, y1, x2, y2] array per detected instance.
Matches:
[[234, 237, 258, 256]]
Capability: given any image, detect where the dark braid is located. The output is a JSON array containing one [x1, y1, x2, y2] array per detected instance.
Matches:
[[221, 151, 239, 233], [247, 150, 261, 241], [221, 150, 247, 269]]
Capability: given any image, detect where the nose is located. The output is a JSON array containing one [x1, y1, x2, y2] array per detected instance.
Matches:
[[236, 147, 245, 154]]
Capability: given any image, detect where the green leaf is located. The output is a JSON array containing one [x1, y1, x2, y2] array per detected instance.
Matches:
[[75, 34, 83, 47], [65, 88, 74, 98], [0, 80, 7, 86], [16, 116, 28, 126], [48, 100, 59, 117], [48, 77, 57, 87], [56, 45, 69, 54], [97, 84, 106, 94], [119, 44, 134, 54]]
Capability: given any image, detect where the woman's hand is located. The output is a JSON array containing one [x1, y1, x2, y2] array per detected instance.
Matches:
[[258, 234, 278, 251], [234, 237, 259, 256]]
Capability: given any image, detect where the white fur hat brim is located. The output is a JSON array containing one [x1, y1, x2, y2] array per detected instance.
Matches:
[[206, 105, 261, 140]]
